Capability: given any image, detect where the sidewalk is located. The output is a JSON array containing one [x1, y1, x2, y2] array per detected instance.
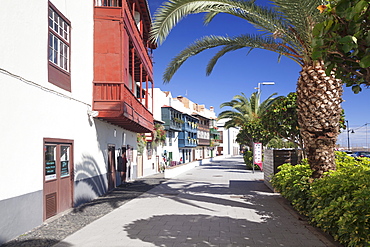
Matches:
[[2, 173, 167, 247], [54, 156, 340, 247]]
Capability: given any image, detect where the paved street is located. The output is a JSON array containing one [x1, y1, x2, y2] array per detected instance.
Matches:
[[54, 156, 339, 247]]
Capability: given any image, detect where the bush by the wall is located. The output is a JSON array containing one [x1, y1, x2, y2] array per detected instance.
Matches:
[[271, 152, 370, 246], [271, 160, 312, 214], [243, 151, 260, 170]]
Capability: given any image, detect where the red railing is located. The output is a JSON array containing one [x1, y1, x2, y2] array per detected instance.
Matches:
[[93, 81, 153, 133]]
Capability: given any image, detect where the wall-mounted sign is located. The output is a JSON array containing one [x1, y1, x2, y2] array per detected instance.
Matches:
[[45, 160, 56, 180], [253, 143, 263, 171], [61, 161, 69, 177]]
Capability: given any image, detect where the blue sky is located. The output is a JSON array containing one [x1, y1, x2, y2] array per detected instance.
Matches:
[[148, 0, 370, 148]]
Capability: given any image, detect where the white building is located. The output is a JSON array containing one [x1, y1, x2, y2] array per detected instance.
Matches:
[[0, 0, 155, 244], [216, 118, 240, 156]]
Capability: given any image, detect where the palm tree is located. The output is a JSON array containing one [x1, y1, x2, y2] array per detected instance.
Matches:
[[218, 91, 279, 128], [151, 0, 343, 178], [218, 91, 282, 148]]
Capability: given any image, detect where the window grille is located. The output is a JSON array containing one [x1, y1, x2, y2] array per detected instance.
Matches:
[[48, 7, 70, 72]]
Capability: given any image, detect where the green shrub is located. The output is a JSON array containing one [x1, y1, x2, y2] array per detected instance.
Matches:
[[308, 156, 370, 246], [271, 160, 312, 214], [271, 152, 370, 246], [243, 151, 260, 170]]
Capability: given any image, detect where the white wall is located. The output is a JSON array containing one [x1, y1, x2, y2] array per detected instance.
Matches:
[[0, 0, 136, 206], [217, 118, 240, 156], [0, 1, 144, 243], [0, 1, 48, 85], [0, 0, 96, 201]]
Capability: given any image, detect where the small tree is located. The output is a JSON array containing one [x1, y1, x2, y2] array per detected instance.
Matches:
[[218, 92, 281, 149], [236, 120, 273, 149], [261, 92, 304, 155], [313, 0, 370, 93]]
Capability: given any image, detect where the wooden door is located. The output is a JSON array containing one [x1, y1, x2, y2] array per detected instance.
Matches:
[[107, 145, 116, 191], [137, 155, 143, 177], [44, 139, 73, 220]]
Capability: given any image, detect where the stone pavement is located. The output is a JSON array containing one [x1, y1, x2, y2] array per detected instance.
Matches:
[[53, 156, 341, 247]]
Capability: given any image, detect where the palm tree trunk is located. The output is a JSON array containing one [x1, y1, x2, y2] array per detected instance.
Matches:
[[297, 61, 343, 178]]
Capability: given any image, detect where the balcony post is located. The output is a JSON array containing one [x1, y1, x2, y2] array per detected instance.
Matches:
[[151, 81, 154, 112], [139, 63, 143, 101], [145, 75, 149, 108], [131, 48, 135, 94]]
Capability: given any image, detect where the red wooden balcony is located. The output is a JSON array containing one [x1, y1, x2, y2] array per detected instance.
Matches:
[[93, 81, 153, 133]]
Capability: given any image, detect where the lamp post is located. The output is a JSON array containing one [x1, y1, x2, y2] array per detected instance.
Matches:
[[255, 81, 275, 94], [346, 120, 355, 150], [366, 123, 370, 151]]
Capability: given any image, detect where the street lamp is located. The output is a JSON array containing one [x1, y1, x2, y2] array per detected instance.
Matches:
[[346, 120, 355, 150], [255, 81, 275, 94], [366, 123, 370, 151]]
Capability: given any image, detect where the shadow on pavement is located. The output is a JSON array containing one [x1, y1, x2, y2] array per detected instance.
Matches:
[[123, 214, 288, 246], [73, 178, 165, 213], [1, 239, 72, 247], [1, 175, 167, 247]]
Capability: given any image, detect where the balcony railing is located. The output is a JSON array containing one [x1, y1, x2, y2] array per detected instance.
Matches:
[[161, 108, 182, 131], [95, 0, 121, 7], [198, 138, 210, 146], [178, 139, 197, 148], [93, 81, 153, 133]]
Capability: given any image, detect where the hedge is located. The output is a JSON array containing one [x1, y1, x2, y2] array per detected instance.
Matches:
[[271, 152, 370, 246]]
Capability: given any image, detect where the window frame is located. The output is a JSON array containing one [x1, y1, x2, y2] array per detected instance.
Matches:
[[48, 1, 71, 91]]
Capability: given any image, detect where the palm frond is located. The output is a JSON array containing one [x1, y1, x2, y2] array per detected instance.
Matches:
[[152, 0, 327, 82], [272, 0, 326, 61], [217, 91, 282, 129], [151, 0, 296, 47], [151, 0, 245, 44], [163, 34, 303, 82]]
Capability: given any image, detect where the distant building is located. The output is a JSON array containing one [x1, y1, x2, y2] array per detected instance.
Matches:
[[216, 119, 240, 156], [152, 89, 219, 166]]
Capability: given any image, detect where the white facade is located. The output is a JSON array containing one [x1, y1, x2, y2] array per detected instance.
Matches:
[[217, 118, 240, 156], [0, 1, 141, 244]]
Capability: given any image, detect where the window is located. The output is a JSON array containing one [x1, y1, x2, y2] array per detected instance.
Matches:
[[134, 11, 141, 31], [95, 0, 122, 7], [48, 2, 71, 91], [49, 7, 69, 71], [168, 131, 173, 146]]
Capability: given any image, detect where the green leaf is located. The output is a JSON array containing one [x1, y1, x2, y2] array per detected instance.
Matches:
[[339, 35, 357, 44], [325, 62, 335, 75], [342, 44, 352, 53], [312, 49, 323, 60], [339, 36, 358, 53], [312, 38, 324, 47], [313, 22, 324, 37], [324, 19, 334, 32], [355, 0, 368, 13], [352, 85, 362, 94], [359, 55, 370, 68], [336, 0, 351, 15]]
